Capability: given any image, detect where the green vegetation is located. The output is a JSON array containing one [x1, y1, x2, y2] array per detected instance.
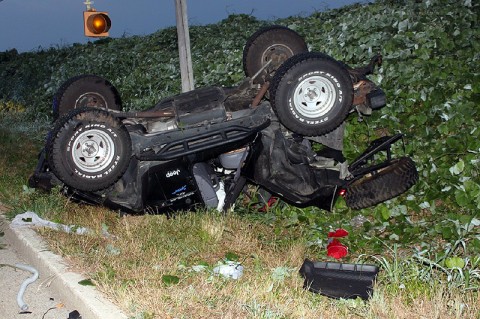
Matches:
[[0, 0, 479, 317]]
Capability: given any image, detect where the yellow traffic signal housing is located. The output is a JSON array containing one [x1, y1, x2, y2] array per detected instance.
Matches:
[[84, 10, 111, 37]]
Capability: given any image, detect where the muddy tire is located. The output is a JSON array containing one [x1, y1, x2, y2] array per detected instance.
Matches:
[[48, 108, 131, 192], [344, 157, 418, 209], [270, 52, 353, 136], [243, 25, 308, 84], [52, 75, 122, 120]]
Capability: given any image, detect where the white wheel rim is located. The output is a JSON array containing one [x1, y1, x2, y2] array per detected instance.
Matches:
[[261, 44, 294, 73], [293, 75, 337, 118], [75, 92, 108, 108], [71, 129, 115, 173]]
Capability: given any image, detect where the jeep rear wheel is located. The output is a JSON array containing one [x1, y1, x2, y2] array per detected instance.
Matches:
[[243, 26, 308, 84], [52, 75, 122, 120], [48, 108, 131, 192], [270, 52, 353, 136], [344, 157, 418, 209]]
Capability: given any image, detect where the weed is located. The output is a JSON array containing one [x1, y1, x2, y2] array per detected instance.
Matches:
[[0, 0, 479, 317]]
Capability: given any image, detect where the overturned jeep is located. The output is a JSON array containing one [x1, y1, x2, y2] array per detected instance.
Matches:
[[30, 26, 418, 213]]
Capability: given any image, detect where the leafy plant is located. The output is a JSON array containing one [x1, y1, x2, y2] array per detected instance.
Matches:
[[0, 0, 479, 317]]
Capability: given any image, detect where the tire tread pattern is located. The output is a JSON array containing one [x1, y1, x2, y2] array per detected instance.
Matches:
[[345, 157, 418, 209]]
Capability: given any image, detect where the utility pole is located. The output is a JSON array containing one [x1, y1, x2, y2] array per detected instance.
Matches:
[[175, 0, 194, 92]]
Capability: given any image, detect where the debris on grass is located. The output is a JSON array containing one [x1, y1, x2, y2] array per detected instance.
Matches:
[[11, 211, 90, 235]]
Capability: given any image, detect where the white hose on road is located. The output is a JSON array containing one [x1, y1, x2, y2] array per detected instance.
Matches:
[[15, 263, 39, 311]]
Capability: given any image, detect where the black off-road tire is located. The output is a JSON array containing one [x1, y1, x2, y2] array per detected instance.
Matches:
[[48, 107, 131, 192], [243, 25, 308, 84], [52, 75, 122, 120], [344, 157, 418, 210], [270, 52, 353, 136]]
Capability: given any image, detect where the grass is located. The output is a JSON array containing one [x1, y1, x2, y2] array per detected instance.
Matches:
[[0, 113, 478, 318], [36, 208, 480, 319]]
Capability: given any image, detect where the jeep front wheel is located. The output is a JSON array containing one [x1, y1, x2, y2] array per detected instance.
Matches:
[[48, 108, 131, 192], [270, 52, 353, 136]]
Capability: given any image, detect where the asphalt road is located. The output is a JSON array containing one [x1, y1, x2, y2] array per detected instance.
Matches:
[[0, 221, 79, 319]]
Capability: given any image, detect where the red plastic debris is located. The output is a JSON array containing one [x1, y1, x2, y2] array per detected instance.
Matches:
[[259, 196, 278, 212], [328, 228, 349, 238], [326, 229, 349, 259], [327, 239, 348, 259]]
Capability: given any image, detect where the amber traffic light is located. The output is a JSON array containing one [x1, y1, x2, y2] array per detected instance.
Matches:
[[84, 11, 111, 37]]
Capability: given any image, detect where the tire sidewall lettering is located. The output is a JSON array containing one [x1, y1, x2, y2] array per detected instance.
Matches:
[[73, 155, 121, 179], [85, 123, 118, 138]]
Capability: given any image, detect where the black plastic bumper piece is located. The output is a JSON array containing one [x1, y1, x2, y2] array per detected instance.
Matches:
[[299, 259, 379, 300], [132, 104, 271, 161]]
